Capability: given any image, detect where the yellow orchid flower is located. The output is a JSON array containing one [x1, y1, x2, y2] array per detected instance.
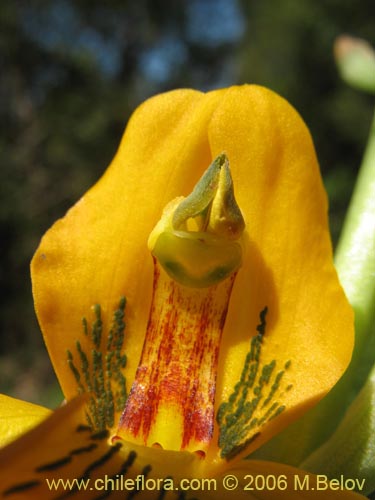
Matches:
[[0, 85, 365, 499]]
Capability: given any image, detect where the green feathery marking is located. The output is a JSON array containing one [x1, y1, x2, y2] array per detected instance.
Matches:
[[217, 307, 292, 459], [82, 317, 88, 337], [67, 350, 85, 394], [92, 304, 103, 348], [67, 297, 128, 430]]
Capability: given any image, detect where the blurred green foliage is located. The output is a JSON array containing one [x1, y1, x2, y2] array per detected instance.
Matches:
[[0, 0, 374, 407]]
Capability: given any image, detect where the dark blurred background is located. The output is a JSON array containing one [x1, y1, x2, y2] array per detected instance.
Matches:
[[0, 0, 374, 407]]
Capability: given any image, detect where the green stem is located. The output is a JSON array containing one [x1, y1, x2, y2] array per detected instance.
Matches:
[[298, 107, 375, 458], [334, 108, 375, 399], [300, 108, 375, 456]]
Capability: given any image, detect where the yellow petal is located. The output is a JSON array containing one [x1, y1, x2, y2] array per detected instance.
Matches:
[[207, 86, 354, 462], [31, 86, 354, 462], [0, 395, 51, 448]]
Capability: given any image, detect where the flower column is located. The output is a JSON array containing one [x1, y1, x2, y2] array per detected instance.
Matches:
[[118, 154, 245, 455]]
